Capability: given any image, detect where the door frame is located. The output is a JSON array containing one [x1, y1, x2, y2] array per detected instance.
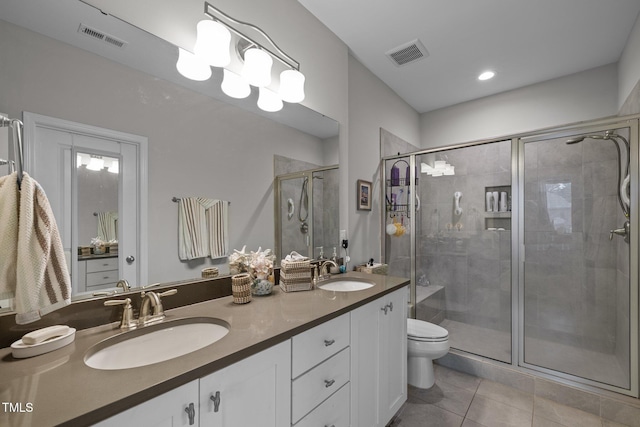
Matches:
[[23, 112, 148, 293]]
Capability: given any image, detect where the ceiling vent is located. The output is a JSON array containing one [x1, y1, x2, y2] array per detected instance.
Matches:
[[78, 24, 127, 49], [385, 39, 429, 67]]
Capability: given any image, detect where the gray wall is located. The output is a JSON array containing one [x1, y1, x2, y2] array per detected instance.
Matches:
[[0, 20, 328, 284]]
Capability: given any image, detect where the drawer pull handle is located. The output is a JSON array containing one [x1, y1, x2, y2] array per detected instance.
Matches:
[[325, 425, 336, 427], [324, 379, 335, 388], [388, 302, 394, 312], [381, 305, 388, 315], [324, 339, 335, 347], [210, 391, 221, 412], [185, 402, 196, 425]]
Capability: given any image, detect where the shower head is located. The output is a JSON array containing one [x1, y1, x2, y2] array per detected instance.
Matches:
[[565, 134, 607, 144]]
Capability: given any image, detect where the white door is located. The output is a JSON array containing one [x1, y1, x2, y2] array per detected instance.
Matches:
[[199, 340, 291, 427], [24, 112, 147, 295]]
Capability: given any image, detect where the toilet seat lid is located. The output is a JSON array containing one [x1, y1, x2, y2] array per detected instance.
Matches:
[[407, 318, 448, 340]]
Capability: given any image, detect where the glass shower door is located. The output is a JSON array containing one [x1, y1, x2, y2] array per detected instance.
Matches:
[[520, 125, 634, 392], [276, 174, 313, 259], [415, 141, 513, 363]]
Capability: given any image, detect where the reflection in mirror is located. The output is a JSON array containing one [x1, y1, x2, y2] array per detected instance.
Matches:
[[275, 165, 339, 261], [0, 0, 338, 314], [76, 152, 120, 294]]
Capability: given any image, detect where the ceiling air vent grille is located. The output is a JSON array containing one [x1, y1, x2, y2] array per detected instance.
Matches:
[[78, 24, 127, 49], [386, 39, 429, 67]]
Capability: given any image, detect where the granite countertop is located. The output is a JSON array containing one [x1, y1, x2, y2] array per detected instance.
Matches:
[[0, 272, 409, 426]]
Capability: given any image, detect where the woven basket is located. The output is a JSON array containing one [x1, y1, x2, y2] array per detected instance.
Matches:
[[201, 267, 219, 278], [279, 258, 312, 292], [231, 273, 252, 304], [356, 263, 388, 275]]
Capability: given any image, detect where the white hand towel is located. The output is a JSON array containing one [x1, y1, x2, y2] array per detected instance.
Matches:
[[0, 172, 19, 301], [206, 200, 229, 259], [178, 197, 214, 260], [15, 173, 72, 324]]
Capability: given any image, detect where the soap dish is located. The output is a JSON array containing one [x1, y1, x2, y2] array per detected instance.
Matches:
[[11, 328, 76, 359]]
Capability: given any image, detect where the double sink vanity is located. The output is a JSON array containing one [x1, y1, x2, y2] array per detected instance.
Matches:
[[0, 272, 409, 426]]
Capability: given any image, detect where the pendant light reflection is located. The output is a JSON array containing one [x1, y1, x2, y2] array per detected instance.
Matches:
[[242, 48, 273, 87], [194, 20, 231, 67], [279, 69, 305, 103], [221, 69, 251, 99], [176, 48, 212, 81], [86, 155, 105, 171], [257, 87, 283, 112], [107, 159, 119, 174]]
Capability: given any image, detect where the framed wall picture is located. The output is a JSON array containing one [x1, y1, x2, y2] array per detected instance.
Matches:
[[357, 179, 372, 211]]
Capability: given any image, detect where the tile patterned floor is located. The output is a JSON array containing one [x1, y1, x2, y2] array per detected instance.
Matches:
[[389, 365, 633, 427]]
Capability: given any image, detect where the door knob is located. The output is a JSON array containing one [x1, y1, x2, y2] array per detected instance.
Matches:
[[126, 255, 135, 264]]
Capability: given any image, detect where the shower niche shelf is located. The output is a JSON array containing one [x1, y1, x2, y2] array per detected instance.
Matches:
[[484, 185, 511, 230]]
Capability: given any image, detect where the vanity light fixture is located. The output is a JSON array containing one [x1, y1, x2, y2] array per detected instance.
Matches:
[[176, 2, 305, 112], [107, 159, 119, 174], [86, 155, 105, 171], [478, 70, 495, 81], [421, 161, 454, 177]]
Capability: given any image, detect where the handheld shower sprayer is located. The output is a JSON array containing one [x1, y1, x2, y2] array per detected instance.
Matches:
[[454, 192, 463, 216]]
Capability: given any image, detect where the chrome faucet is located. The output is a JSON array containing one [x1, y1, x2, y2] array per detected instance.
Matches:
[[116, 279, 131, 292], [314, 260, 338, 283], [138, 288, 177, 326]]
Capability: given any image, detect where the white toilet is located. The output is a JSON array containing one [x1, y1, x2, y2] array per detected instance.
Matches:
[[407, 318, 450, 389]]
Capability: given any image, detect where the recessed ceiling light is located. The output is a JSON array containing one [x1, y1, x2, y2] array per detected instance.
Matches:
[[478, 71, 495, 81]]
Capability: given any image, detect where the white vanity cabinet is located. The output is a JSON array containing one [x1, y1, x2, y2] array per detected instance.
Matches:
[[78, 257, 119, 292], [291, 312, 350, 426], [351, 287, 408, 427], [199, 340, 291, 427], [94, 380, 199, 427]]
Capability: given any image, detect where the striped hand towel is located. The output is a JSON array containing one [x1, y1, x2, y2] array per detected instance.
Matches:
[[0, 172, 19, 302], [1, 172, 71, 324], [178, 198, 229, 261], [206, 200, 229, 259]]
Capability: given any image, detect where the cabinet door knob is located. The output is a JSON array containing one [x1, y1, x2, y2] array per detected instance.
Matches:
[[324, 379, 335, 388], [210, 391, 221, 412], [126, 255, 135, 264], [184, 402, 196, 425], [324, 339, 335, 347]]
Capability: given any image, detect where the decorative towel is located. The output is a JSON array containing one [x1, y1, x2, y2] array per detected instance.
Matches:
[[0, 172, 19, 301], [178, 197, 229, 261], [97, 211, 118, 242], [207, 200, 229, 259], [0, 172, 71, 324]]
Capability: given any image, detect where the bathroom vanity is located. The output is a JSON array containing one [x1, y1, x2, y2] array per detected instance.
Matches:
[[0, 272, 408, 427]]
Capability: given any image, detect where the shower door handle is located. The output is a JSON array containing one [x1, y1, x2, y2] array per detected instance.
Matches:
[[610, 221, 630, 243]]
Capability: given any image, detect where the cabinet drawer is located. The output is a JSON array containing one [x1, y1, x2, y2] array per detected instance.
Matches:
[[86, 258, 118, 273], [295, 382, 350, 427], [292, 313, 349, 378], [292, 347, 350, 424], [86, 269, 119, 287]]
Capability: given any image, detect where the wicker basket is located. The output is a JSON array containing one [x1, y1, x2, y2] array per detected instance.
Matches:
[[231, 273, 252, 304], [201, 267, 219, 278], [356, 263, 388, 275], [279, 257, 312, 292]]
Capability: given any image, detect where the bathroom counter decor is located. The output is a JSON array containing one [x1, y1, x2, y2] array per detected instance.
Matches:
[[0, 272, 409, 427]]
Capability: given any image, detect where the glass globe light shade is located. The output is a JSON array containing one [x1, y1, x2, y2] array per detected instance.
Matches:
[[279, 69, 305, 103], [176, 48, 212, 81], [241, 48, 272, 87], [194, 20, 231, 67], [257, 87, 283, 112], [221, 69, 251, 99]]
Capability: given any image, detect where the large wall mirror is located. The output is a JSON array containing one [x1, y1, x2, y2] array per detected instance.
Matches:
[[0, 0, 338, 310]]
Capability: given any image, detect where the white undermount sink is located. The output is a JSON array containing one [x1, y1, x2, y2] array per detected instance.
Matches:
[[84, 317, 229, 370], [318, 279, 374, 292]]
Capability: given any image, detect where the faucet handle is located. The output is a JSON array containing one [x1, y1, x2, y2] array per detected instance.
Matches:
[[104, 298, 137, 330], [159, 289, 177, 298]]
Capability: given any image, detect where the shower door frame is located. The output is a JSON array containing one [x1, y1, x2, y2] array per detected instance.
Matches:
[[381, 114, 639, 398], [516, 116, 639, 397]]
